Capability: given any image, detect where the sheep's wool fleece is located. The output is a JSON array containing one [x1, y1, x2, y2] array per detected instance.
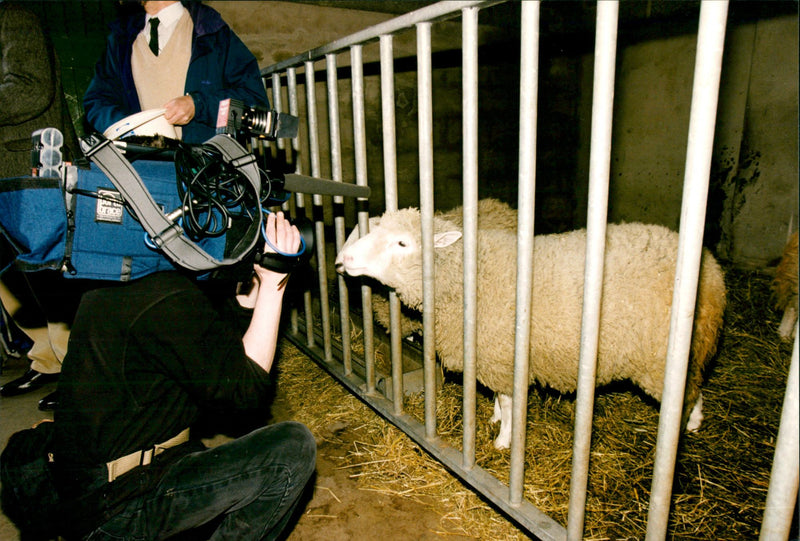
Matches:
[[371, 212, 726, 400], [365, 199, 518, 336]]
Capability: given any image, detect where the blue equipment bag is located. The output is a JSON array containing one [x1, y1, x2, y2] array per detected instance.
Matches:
[[65, 160, 227, 281], [0, 176, 67, 273], [0, 134, 261, 281]]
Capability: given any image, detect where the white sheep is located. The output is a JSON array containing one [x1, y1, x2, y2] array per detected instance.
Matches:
[[343, 198, 517, 337], [772, 231, 798, 341], [335, 208, 727, 449]]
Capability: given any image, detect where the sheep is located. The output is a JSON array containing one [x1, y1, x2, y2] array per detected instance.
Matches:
[[343, 198, 517, 337], [335, 208, 727, 449], [772, 231, 798, 341]]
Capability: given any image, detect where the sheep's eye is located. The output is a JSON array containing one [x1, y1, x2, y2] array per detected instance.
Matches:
[[398, 240, 407, 248]]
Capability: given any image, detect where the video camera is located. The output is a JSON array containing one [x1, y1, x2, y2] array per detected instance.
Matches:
[[215, 98, 299, 144], [13, 99, 370, 283]]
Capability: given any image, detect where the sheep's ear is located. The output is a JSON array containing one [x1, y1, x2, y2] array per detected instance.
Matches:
[[434, 231, 462, 248]]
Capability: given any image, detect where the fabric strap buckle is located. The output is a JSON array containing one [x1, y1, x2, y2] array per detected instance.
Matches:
[[106, 428, 190, 482]]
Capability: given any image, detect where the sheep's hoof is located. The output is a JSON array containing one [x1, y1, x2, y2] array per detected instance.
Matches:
[[493, 437, 510, 450], [686, 393, 704, 432]]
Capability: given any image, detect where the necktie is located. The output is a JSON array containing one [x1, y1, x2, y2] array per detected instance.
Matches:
[[149, 18, 159, 56]]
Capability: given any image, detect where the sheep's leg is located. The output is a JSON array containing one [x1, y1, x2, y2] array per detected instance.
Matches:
[[490, 395, 502, 424], [778, 306, 798, 341], [493, 393, 513, 450], [686, 391, 704, 432]]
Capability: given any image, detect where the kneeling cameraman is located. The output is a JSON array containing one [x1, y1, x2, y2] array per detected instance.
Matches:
[[52, 211, 315, 540]]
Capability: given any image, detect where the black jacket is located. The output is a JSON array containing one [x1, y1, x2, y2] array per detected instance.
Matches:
[[53, 272, 272, 498]]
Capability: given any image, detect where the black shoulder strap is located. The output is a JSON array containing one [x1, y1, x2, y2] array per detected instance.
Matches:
[[79, 133, 262, 272]]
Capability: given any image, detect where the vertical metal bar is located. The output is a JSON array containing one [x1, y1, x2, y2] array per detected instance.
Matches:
[[380, 34, 403, 411], [566, 2, 618, 539], [305, 59, 333, 362], [351, 43, 376, 393], [461, 5, 479, 469], [287, 68, 300, 176], [273, 69, 295, 332], [288, 67, 314, 342], [510, 0, 539, 505], [327, 53, 352, 375], [271, 73, 286, 154], [417, 20, 436, 436], [760, 326, 799, 540], [272, 73, 293, 219], [646, 2, 728, 538]]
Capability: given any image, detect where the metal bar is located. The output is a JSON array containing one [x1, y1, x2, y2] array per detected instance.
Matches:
[[417, 20, 437, 438], [646, 2, 729, 538], [461, 5, 479, 469], [305, 59, 333, 361], [566, 2, 618, 539], [272, 71, 299, 332], [261, 1, 504, 75], [271, 73, 286, 152], [327, 53, 353, 375], [351, 43, 377, 393], [287, 67, 315, 344], [509, 0, 539, 505], [380, 35, 399, 212], [759, 326, 799, 540], [380, 33, 404, 413]]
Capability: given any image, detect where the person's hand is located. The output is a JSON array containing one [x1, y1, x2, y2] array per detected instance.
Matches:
[[163, 95, 195, 126], [255, 211, 301, 290], [236, 212, 300, 308]]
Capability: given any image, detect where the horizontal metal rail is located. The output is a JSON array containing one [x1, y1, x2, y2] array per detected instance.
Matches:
[[260, 1, 504, 75]]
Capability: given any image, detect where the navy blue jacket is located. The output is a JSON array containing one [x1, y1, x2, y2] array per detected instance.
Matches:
[[83, 2, 268, 144]]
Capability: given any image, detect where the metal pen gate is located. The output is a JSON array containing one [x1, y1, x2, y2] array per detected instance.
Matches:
[[257, 2, 800, 539]]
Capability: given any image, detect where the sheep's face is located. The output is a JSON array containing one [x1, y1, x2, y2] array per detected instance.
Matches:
[[335, 208, 463, 309], [335, 209, 423, 293]]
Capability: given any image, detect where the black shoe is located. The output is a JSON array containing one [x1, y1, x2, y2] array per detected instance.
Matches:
[[0, 369, 59, 397], [38, 390, 59, 411]]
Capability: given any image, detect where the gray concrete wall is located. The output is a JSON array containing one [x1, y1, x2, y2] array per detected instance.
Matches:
[[715, 15, 799, 267], [207, 1, 393, 66], [576, 14, 798, 268]]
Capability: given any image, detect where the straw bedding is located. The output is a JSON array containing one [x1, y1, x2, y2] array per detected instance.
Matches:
[[275, 266, 796, 540]]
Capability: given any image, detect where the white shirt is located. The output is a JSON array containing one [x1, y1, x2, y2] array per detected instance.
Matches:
[[143, 2, 188, 55]]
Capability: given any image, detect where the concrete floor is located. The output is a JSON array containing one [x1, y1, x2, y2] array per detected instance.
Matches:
[[0, 353, 57, 541]]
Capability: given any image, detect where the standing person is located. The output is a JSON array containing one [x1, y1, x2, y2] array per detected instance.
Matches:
[[83, 0, 268, 144], [0, 1, 82, 409], [51, 211, 316, 540]]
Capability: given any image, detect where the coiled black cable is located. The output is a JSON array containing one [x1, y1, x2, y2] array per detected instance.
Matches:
[[173, 143, 262, 241]]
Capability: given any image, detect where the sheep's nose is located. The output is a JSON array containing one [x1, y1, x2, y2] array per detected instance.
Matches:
[[334, 253, 347, 273]]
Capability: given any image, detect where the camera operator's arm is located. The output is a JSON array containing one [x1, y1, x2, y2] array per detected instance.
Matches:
[[242, 212, 300, 374]]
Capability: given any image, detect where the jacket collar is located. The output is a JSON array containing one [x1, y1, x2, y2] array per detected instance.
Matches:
[[187, 2, 225, 38], [110, 2, 225, 42]]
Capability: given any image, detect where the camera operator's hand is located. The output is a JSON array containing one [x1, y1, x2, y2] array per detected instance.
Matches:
[[255, 211, 301, 289], [241, 211, 300, 372], [237, 212, 300, 309], [163, 95, 195, 126]]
